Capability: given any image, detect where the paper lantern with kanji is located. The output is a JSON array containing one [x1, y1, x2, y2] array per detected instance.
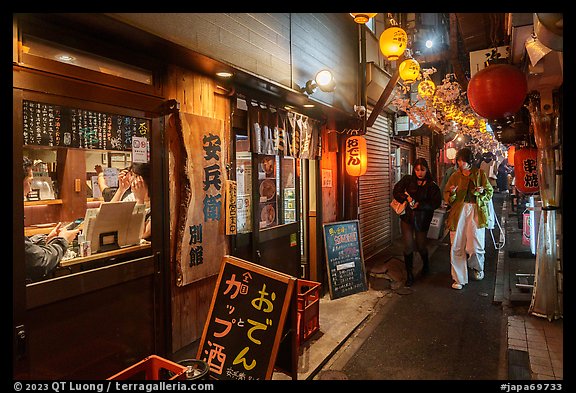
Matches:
[[467, 64, 528, 120], [507, 145, 516, 166], [514, 148, 539, 194], [379, 26, 408, 61], [345, 135, 368, 176]]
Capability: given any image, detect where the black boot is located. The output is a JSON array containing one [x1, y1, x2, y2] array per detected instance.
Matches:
[[404, 253, 414, 287], [421, 252, 430, 276]]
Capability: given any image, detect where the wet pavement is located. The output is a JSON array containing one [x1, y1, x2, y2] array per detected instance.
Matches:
[[271, 192, 564, 382]]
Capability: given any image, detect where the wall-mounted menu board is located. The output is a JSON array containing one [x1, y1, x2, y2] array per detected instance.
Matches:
[[197, 256, 295, 380], [322, 220, 368, 300], [22, 100, 149, 151]]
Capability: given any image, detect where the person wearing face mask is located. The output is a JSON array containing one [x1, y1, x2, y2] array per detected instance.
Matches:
[[444, 147, 494, 290], [392, 158, 442, 286]]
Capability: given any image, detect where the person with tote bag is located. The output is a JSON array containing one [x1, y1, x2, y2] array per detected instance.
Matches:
[[392, 158, 442, 286]]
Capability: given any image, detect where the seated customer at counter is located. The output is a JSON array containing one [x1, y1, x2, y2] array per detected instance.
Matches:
[[23, 157, 81, 282], [97, 162, 152, 240]]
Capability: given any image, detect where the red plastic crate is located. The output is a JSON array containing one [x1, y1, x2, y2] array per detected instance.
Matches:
[[107, 355, 187, 380], [296, 279, 321, 345]]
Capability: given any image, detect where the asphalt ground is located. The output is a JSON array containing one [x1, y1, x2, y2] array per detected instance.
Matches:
[[327, 193, 508, 380]]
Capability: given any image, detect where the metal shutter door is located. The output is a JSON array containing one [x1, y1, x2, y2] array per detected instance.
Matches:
[[358, 110, 393, 261]]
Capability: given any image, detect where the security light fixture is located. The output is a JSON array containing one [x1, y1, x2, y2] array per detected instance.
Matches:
[[300, 69, 336, 95]]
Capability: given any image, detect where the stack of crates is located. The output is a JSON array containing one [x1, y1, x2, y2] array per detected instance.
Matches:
[[107, 355, 188, 380], [296, 279, 321, 345]]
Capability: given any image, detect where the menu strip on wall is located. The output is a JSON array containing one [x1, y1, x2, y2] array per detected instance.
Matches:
[[322, 220, 368, 300], [22, 100, 149, 151]]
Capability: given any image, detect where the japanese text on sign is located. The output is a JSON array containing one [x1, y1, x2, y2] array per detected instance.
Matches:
[[322, 220, 368, 300], [202, 133, 222, 222], [197, 256, 294, 380]]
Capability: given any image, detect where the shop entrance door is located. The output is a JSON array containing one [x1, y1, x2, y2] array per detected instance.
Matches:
[[255, 155, 301, 278]]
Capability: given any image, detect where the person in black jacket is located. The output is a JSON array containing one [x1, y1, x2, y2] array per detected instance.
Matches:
[[392, 157, 442, 286], [23, 156, 80, 282]]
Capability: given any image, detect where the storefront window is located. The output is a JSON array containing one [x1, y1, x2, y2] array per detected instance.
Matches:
[[282, 157, 296, 224], [258, 155, 278, 229], [22, 99, 152, 284], [22, 35, 153, 85], [235, 134, 252, 234]]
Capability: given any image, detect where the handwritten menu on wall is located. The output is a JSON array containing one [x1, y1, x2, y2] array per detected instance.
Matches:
[[322, 220, 368, 300], [197, 256, 295, 380], [22, 100, 149, 151]]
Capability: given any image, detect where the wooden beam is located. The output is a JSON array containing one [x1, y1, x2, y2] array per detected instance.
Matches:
[[366, 61, 402, 129], [449, 13, 469, 92]]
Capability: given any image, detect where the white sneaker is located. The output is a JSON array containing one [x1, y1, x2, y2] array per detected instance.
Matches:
[[473, 270, 484, 281], [452, 282, 463, 290]]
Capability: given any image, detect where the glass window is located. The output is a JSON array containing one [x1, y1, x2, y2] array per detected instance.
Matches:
[[257, 155, 278, 229], [22, 99, 152, 284], [366, 18, 376, 34], [281, 157, 296, 224], [21, 35, 153, 85]]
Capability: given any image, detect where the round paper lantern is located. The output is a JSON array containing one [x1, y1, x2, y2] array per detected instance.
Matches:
[[417, 79, 436, 98], [507, 145, 516, 166], [379, 26, 408, 61], [467, 64, 528, 120], [345, 135, 368, 176], [399, 58, 420, 84], [514, 147, 539, 194]]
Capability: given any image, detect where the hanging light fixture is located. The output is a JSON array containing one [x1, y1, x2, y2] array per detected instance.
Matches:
[[300, 69, 336, 95], [350, 13, 377, 24], [507, 145, 516, 166], [417, 79, 436, 98], [399, 55, 420, 84], [345, 135, 368, 176], [379, 14, 407, 61]]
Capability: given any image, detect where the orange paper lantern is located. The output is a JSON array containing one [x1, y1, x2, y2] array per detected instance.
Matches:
[[399, 58, 421, 84], [514, 148, 539, 194], [507, 145, 516, 166], [379, 26, 408, 61], [345, 135, 368, 176]]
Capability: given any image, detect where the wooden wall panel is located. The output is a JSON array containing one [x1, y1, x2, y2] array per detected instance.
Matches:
[[165, 65, 231, 352], [320, 126, 338, 224]]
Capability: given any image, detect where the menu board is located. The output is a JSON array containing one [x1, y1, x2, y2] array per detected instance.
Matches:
[[22, 100, 149, 151], [322, 220, 368, 300], [197, 256, 295, 380]]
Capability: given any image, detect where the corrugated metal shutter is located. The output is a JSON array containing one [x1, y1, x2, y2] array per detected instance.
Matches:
[[359, 110, 393, 261]]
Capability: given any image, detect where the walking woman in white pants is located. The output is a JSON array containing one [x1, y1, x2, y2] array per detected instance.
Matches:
[[444, 147, 493, 290]]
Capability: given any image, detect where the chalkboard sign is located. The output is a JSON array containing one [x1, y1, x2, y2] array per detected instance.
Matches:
[[322, 220, 368, 300], [197, 256, 296, 380], [22, 100, 149, 151]]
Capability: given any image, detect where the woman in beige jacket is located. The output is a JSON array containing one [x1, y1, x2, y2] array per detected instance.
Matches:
[[444, 147, 493, 290]]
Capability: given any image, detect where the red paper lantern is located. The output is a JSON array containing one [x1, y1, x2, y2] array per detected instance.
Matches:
[[345, 135, 368, 176], [514, 148, 539, 194], [507, 145, 515, 166], [467, 64, 528, 120]]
